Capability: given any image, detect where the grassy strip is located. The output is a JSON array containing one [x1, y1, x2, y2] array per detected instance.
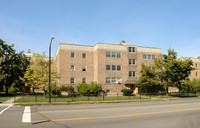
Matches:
[[0, 96, 13, 103], [14, 95, 200, 105]]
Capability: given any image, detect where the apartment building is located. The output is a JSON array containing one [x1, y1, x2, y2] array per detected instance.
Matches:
[[54, 41, 162, 94], [188, 58, 200, 79]]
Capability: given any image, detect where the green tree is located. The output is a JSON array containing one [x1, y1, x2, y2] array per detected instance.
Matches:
[[0, 39, 29, 94], [138, 64, 162, 93], [24, 52, 60, 92], [154, 49, 193, 94]]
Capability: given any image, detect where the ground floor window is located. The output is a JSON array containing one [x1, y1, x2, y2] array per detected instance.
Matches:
[[106, 77, 122, 84]]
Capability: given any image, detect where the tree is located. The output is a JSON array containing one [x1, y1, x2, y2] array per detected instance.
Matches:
[[138, 64, 162, 93], [154, 49, 193, 94], [24, 52, 60, 92], [0, 39, 29, 94]]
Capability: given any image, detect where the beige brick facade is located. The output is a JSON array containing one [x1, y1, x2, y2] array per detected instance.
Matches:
[[188, 58, 200, 79], [54, 41, 162, 94]]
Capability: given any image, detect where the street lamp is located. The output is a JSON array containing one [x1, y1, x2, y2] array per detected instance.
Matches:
[[49, 36, 54, 103]]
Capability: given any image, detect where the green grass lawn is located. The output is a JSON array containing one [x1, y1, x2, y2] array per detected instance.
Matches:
[[0, 96, 13, 103], [14, 94, 200, 105]]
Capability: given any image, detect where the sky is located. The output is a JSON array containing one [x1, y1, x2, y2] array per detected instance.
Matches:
[[0, 0, 200, 58]]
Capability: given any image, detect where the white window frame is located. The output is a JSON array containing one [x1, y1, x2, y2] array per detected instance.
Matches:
[[82, 65, 87, 72], [70, 77, 75, 84], [129, 71, 136, 78], [71, 65, 75, 71]]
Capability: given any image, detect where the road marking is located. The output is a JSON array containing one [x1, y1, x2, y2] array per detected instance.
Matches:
[[32, 107, 200, 123], [0, 104, 13, 115], [22, 106, 31, 123], [32, 102, 200, 114]]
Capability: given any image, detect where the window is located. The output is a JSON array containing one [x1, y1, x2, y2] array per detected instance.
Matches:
[[112, 65, 116, 70], [82, 78, 86, 83], [195, 63, 198, 67], [106, 65, 110, 70], [196, 72, 198, 76], [129, 47, 135, 53], [190, 72, 192, 76], [148, 55, 151, 59], [70, 77, 74, 84], [117, 53, 121, 58], [106, 65, 121, 71], [71, 65, 75, 71], [82, 65, 86, 71], [106, 77, 122, 84], [82, 53, 86, 58], [143, 55, 147, 59], [152, 55, 155, 60], [143, 54, 155, 60], [71, 52, 75, 58], [129, 59, 136, 65], [129, 71, 136, 78], [106, 90, 111, 93], [106, 52, 110, 57], [112, 52, 116, 58], [106, 78, 110, 83], [117, 65, 121, 71], [106, 52, 121, 58]]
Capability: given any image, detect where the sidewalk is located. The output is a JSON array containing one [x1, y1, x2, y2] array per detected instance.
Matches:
[[2, 97, 21, 105]]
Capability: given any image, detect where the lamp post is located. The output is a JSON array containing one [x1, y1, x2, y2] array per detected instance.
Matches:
[[49, 36, 54, 103]]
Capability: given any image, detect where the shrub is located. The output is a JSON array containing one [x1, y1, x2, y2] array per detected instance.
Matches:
[[66, 85, 75, 95], [51, 85, 64, 95], [121, 89, 133, 96], [77, 82, 102, 95], [77, 83, 90, 95], [8, 87, 16, 94]]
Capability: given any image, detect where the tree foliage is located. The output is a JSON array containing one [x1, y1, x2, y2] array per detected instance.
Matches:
[[77, 82, 102, 95], [24, 52, 60, 92], [0, 39, 29, 94], [138, 49, 193, 94]]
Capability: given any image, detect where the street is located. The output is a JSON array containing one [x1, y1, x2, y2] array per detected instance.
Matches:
[[1, 99, 200, 128]]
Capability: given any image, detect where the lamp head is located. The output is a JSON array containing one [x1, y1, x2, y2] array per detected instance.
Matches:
[[51, 36, 55, 40]]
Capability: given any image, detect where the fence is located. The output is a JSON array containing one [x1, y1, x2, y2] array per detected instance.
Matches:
[[12, 92, 200, 103]]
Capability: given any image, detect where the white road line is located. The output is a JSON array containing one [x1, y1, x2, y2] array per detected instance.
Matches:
[[22, 106, 31, 123], [0, 104, 13, 115]]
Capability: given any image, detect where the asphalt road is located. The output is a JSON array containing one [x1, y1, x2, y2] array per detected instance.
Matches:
[[1, 99, 200, 128]]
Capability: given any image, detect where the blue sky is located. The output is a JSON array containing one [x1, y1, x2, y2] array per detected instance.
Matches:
[[0, 0, 200, 58]]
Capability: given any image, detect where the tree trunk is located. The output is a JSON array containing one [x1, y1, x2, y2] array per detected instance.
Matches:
[[32, 87, 35, 93], [5, 85, 8, 95]]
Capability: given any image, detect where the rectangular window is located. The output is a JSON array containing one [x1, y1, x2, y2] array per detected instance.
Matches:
[[112, 65, 116, 70], [112, 52, 116, 58], [195, 63, 198, 67], [129, 71, 136, 78], [129, 47, 135, 53], [106, 78, 110, 83], [117, 52, 121, 58], [196, 72, 198, 76], [148, 55, 151, 60], [152, 55, 155, 60], [117, 65, 121, 71], [106, 65, 110, 70], [106, 52, 121, 58], [106, 90, 111, 93], [143, 55, 147, 59], [106, 52, 110, 57], [82, 78, 86, 83], [71, 65, 75, 71], [129, 59, 136, 65], [71, 52, 75, 58], [70, 77, 74, 84], [82, 53, 86, 58], [106, 77, 122, 84], [82, 65, 86, 71]]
